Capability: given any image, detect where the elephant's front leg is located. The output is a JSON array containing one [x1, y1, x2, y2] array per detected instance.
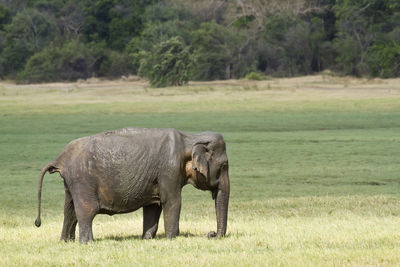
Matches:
[[162, 191, 181, 239], [142, 204, 162, 239], [60, 185, 77, 242]]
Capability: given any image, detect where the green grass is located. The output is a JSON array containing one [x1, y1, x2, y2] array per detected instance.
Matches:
[[1, 76, 400, 266]]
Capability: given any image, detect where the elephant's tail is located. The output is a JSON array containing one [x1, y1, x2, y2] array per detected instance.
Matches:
[[35, 161, 58, 227]]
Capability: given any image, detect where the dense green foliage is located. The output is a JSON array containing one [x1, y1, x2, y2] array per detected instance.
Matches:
[[0, 0, 400, 83], [18, 40, 103, 82], [138, 37, 192, 87], [334, 0, 400, 76]]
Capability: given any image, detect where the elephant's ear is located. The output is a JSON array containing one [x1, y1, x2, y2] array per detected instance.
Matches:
[[192, 143, 209, 179]]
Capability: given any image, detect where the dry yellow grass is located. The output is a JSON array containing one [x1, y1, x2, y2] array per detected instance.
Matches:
[[1, 75, 400, 116]]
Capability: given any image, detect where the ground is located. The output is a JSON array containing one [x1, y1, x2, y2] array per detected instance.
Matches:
[[1, 75, 400, 266]]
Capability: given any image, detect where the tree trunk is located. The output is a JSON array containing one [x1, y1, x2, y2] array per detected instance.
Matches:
[[225, 64, 231, 79]]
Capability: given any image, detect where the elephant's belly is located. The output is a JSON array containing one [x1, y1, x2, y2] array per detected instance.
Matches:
[[97, 179, 160, 215]]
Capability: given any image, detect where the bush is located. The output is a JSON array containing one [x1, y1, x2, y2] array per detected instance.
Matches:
[[17, 45, 59, 83], [0, 4, 11, 31], [18, 40, 104, 83], [0, 8, 56, 76], [258, 13, 314, 77], [191, 22, 247, 81], [99, 51, 136, 78], [333, 34, 361, 76], [367, 42, 400, 78], [137, 37, 192, 87], [245, 72, 265, 80]]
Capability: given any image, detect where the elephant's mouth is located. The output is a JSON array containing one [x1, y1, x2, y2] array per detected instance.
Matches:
[[185, 160, 218, 190], [211, 188, 218, 199], [184, 162, 207, 189], [191, 172, 211, 190]]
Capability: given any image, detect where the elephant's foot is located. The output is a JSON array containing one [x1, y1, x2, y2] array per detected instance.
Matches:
[[207, 231, 217, 238], [143, 231, 155, 240], [60, 236, 75, 242]]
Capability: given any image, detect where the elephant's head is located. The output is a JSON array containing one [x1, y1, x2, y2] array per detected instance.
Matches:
[[185, 132, 230, 238]]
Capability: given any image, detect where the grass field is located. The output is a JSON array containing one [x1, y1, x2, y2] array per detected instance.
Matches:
[[1, 75, 400, 266]]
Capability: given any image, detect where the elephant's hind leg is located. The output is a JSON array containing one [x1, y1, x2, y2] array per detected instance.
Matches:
[[142, 204, 162, 239], [71, 186, 99, 243], [60, 186, 77, 242]]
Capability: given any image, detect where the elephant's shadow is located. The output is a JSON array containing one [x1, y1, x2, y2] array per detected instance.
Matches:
[[98, 232, 196, 242]]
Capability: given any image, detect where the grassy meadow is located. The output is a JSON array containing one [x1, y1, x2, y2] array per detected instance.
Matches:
[[1, 75, 400, 266]]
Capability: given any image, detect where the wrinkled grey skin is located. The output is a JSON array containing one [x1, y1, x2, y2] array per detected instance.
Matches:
[[35, 128, 230, 243]]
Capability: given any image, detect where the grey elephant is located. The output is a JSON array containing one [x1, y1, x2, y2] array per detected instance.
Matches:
[[35, 128, 230, 243]]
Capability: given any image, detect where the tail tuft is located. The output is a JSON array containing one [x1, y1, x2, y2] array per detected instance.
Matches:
[[35, 218, 41, 227]]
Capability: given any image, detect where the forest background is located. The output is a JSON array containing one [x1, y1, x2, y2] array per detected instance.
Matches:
[[0, 0, 399, 85]]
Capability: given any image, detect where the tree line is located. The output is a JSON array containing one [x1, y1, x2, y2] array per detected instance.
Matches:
[[0, 0, 399, 86]]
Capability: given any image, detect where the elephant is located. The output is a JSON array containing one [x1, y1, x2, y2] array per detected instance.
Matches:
[[35, 128, 230, 243]]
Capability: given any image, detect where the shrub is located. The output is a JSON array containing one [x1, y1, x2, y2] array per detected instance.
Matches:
[[18, 40, 104, 83], [0, 8, 56, 76], [137, 37, 192, 87], [367, 42, 400, 78], [245, 72, 265, 80], [191, 22, 247, 81], [99, 51, 136, 78]]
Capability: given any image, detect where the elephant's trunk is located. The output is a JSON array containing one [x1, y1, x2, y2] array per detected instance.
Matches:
[[214, 167, 230, 237]]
